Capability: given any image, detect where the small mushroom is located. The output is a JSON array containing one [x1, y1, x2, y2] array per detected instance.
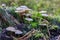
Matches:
[[2, 4, 6, 7], [15, 6, 31, 13], [25, 14, 31, 17], [41, 14, 48, 17], [25, 18, 33, 21], [39, 24, 47, 27], [15, 30, 23, 34], [6, 27, 16, 32], [39, 11, 47, 14]]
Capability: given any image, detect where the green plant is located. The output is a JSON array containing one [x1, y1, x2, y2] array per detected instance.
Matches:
[[51, 25, 59, 30], [31, 22, 38, 28], [30, 11, 42, 28], [34, 31, 44, 38]]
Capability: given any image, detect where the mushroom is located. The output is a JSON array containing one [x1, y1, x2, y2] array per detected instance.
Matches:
[[25, 18, 33, 21]]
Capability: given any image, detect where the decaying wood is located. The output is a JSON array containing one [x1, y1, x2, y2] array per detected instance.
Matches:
[[18, 29, 36, 40]]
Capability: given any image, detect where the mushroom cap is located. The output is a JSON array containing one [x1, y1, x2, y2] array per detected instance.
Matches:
[[2, 4, 6, 7], [39, 24, 47, 26], [41, 14, 48, 17], [20, 6, 31, 10], [15, 30, 23, 34], [25, 18, 33, 21], [15, 6, 31, 13], [6, 27, 16, 32], [25, 14, 31, 16], [39, 11, 47, 14]]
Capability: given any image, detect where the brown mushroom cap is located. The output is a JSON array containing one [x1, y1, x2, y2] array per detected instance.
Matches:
[[15, 6, 31, 13]]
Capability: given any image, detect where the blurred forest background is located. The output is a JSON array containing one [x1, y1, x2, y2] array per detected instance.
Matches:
[[0, 0, 60, 15]]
